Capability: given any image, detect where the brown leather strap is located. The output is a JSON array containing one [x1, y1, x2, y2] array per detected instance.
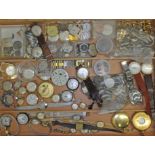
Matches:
[[134, 73, 151, 116]]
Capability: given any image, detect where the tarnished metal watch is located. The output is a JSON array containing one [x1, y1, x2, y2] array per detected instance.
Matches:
[[121, 61, 142, 104]]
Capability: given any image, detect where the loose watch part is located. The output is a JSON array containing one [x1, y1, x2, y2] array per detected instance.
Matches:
[[94, 60, 110, 76], [79, 102, 87, 109], [96, 121, 105, 128], [32, 46, 43, 58], [26, 94, 38, 105], [22, 68, 35, 80], [38, 71, 51, 81], [38, 82, 54, 98], [0, 115, 12, 127], [14, 80, 22, 90], [51, 69, 69, 86], [67, 78, 79, 91], [77, 67, 89, 80], [5, 64, 17, 79], [2, 92, 14, 107], [17, 99, 24, 106], [38, 59, 49, 72], [102, 24, 114, 36], [52, 94, 61, 103], [61, 90, 73, 102], [78, 43, 89, 53], [132, 112, 151, 131], [37, 112, 45, 120], [2, 81, 13, 91], [129, 61, 141, 75], [88, 44, 97, 57], [31, 25, 42, 37], [141, 63, 153, 75], [17, 113, 29, 125], [19, 87, 27, 95], [26, 82, 37, 92], [31, 118, 40, 125], [71, 103, 79, 110], [112, 113, 130, 129]]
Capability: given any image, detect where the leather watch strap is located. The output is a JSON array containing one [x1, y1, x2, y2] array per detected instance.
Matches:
[[144, 74, 155, 119], [134, 73, 151, 116]]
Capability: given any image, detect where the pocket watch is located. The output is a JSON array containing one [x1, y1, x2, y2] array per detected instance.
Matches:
[[38, 82, 54, 98], [17, 113, 29, 125], [31, 25, 42, 37], [132, 112, 152, 131], [61, 90, 73, 102], [67, 78, 79, 91], [26, 94, 38, 105], [51, 69, 69, 86], [77, 67, 89, 80], [112, 113, 130, 129], [26, 82, 37, 92], [32, 46, 43, 58], [2, 81, 13, 91]]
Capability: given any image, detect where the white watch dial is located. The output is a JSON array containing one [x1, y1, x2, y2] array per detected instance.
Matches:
[[26, 94, 38, 105], [17, 113, 29, 125], [26, 82, 37, 92], [67, 78, 79, 90], [32, 46, 43, 58], [77, 68, 89, 80], [6, 65, 16, 76], [61, 91, 73, 102], [129, 62, 141, 75], [31, 25, 42, 37], [51, 69, 69, 86], [141, 63, 153, 75]]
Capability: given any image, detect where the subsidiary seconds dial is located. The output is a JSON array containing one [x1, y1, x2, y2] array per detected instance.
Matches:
[[51, 69, 69, 86]]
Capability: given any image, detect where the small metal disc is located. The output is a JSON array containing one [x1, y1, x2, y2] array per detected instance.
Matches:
[[26, 82, 37, 92], [96, 121, 105, 128], [79, 102, 87, 109], [26, 94, 38, 105], [37, 112, 45, 120], [3, 81, 13, 91], [77, 68, 89, 80], [132, 112, 152, 131], [19, 87, 27, 95], [17, 113, 29, 125], [71, 103, 79, 110], [112, 113, 130, 129], [52, 94, 60, 103]]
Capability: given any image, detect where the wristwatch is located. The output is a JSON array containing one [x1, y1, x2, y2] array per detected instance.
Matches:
[[129, 61, 151, 116]]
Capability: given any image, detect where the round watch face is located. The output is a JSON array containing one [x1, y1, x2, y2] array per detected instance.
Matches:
[[17, 113, 29, 125], [51, 69, 69, 86], [61, 90, 73, 102], [38, 82, 54, 98], [67, 78, 79, 90], [26, 94, 38, 105], [6, 65, 16, 77], [2, 92, 14, 107], [32, 46, 43, 58], [0, 115, 12, 127], [31, 25, 42, 37], [94, 60, 110, 76], [26, 82, 37, 92], [3, 81, 13, 91], [129, 62, 141, 75], [23, 69, 35, 80], [77, 68, 89, 80], [52, 94, 60, 102], [141, 63, 153, 75]]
